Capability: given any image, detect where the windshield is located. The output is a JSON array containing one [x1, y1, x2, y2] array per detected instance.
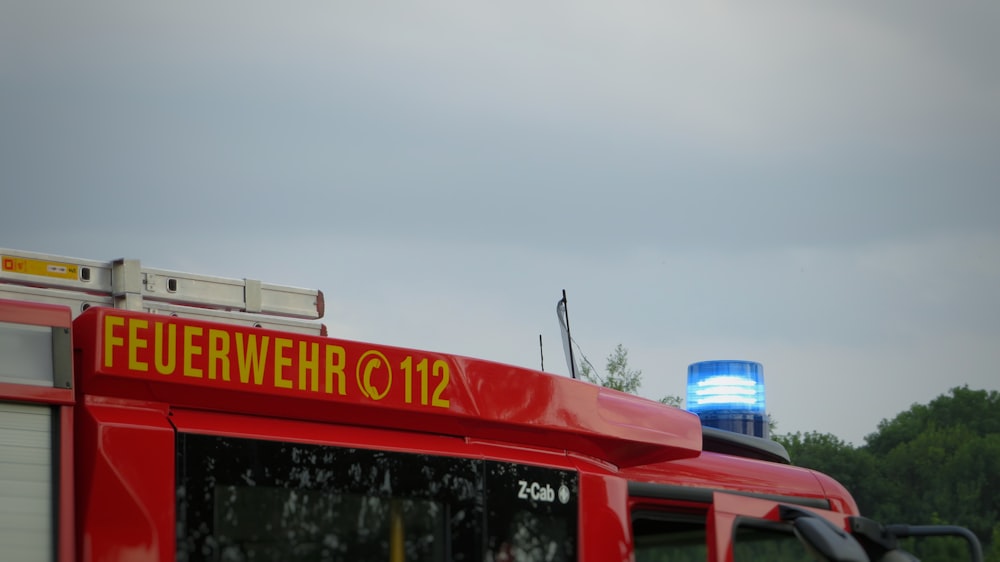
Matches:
[[176, 433, 578, 562]]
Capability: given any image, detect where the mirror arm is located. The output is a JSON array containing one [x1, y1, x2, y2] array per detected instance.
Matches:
[[884, 525, 984, 562]]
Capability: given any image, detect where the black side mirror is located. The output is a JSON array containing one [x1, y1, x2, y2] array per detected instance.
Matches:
[[781, 506, 870, 562]]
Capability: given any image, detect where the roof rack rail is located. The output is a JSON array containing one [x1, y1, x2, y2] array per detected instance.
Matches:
[[1, 248, 325, 335]]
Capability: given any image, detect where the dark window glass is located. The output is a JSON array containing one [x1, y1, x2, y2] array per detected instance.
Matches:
[[485, 462, 578, 562], [733, 522, 819, 562], [176, 434, 481, 562], [632, 515, 820, 562], [176, 434, 579, 562], [632, 513, 707, 562]]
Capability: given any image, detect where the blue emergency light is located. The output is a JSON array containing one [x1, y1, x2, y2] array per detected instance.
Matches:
[[686, 360, 768, 439]]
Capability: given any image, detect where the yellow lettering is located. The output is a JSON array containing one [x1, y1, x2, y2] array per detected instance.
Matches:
[[325, 345, 347, 395], [417, 358, 429, 405], [236, 333, 269, 385], [183, 325, 203, 378], [431, 360, 451, 408], [298, 342, 319, 391], [401, 356, 413, 403], [208, 329, 230, 381], [104, 315, 125, 368], [274, 338, 293, 389], [127, 318, 149, 372], [153, 322, 177, 375]]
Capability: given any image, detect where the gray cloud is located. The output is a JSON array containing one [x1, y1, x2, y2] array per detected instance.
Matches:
[[2, 0, 997, 445]]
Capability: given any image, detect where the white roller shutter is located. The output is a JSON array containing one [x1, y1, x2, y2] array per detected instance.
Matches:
[[0, 401, 52, 562]]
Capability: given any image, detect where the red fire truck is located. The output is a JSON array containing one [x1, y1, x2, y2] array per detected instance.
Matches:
[[0, 248, 982, 562]]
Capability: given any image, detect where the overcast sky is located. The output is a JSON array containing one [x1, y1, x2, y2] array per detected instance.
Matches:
[[2, 1, 998, 445]]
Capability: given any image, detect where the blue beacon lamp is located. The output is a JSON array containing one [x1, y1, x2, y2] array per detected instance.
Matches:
[[686, 360, 768, 439]]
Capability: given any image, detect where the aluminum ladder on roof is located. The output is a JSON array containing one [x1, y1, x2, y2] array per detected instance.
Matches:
[[0, 248, 325, 335]]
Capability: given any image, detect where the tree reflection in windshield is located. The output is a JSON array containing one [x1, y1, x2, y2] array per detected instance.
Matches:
[[177, 435, 479, 561], [176, 434, 579, 562]]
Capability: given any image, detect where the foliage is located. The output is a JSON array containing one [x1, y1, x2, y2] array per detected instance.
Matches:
[[578, 344, 683, 406], [579, 343, 642, 394], [659, 395, 684, 407], [774, 387, 1000, 561], [865, 387, 1000, 456]]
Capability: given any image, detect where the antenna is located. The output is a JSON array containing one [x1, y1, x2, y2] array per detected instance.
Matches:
[[557, 289, 577, 379], [539, 334, 544, 371]]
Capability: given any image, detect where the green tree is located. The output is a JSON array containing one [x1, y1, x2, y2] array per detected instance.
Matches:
[[579, 343, 642, 393], [578, 344, 683, 406], [659, 395, 684, 407], [865, 386, 1000, 456], [777, 387, 1000, 558], [875, 424, 1000, 549], [862, 387, 1000, 547], [988, 523, 1000, 562]]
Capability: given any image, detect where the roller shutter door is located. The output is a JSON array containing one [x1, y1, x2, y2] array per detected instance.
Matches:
[[0, 401, 52, 562]]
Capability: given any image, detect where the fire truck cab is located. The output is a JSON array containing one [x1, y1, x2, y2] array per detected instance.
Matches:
[[0, 249, 981, 562]]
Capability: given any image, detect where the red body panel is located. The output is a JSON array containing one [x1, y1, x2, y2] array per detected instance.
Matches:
[[623, 451, 857, 513], [578, 474, 632, 561], [0, 298, 72, 328], [810, 469, 861, 514], [0, 382, 75, 405], [73, 307, 702, 467], [75, 399, 174, 562], [63, 305, 864, 562]]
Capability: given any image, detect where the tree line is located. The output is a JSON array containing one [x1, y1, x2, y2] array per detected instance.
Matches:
[[774, 386, 1000, 562]]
